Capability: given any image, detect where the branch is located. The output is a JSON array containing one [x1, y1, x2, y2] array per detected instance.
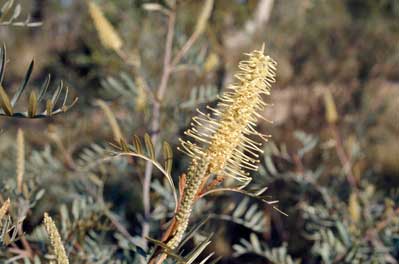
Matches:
[[142, 9, 177, 247]]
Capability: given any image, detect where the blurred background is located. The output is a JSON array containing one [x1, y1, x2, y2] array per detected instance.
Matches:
[[0, 0, 398, 263]]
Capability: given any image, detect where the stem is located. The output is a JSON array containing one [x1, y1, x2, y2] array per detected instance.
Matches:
[[171, 30, 199, 68], [141, 10, 176, 246], [140, 1, 207, 252]]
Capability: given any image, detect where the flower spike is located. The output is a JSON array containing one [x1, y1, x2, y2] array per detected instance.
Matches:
[[167, 46, 277, 250]]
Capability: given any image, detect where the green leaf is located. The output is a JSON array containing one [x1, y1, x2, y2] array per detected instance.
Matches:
[[50, 81, 63, 109], [146, 236, 186, 263], [10, 3, 21, 22], [35, 189, 45, 201], [144, 133, 155, 159], [0, 44, 6, 84], [60, 86, 69, 110], [10, 59, 34, 107], [119, 139, 129, 152], [185, 233, 213, 264], [37, 75, 51, 103], [133, 135, 143, 154], [162, 141, 173, 174]]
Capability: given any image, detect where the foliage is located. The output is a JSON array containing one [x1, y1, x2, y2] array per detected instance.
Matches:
[[0, 0, 398, 263]]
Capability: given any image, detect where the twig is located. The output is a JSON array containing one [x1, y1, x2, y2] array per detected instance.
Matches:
[[142, 9, 176, 248], [170, 0, 214, 68], [171, 30, 199, 68], [141, 0, 212, 253]]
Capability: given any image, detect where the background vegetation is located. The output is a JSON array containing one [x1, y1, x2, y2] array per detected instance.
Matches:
[[0, 0, 398, 263]]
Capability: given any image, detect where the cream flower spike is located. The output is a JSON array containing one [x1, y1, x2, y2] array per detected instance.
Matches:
[[167, 45, 277, 250], [0, 198, 10, 221], [43, 213, 69, 264], [179, 44, 277, 183]]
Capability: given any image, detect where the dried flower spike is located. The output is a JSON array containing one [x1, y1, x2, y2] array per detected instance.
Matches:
[[43, 213, 69, 264], [0, 198, 10, 222], [16, 129, 25, 193], [167, 45, 277, 249], [88, 1, 123, 52]]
